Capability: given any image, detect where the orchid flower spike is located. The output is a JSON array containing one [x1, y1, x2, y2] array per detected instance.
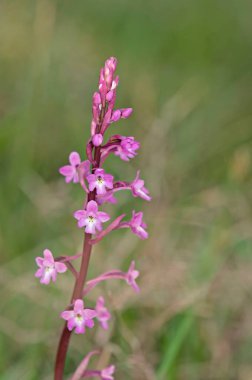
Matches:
[[40, 57, 151, 379], [35, 249, 67, 285]]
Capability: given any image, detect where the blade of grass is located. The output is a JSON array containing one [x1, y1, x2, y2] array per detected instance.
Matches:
[[157, 311, 194, 380]]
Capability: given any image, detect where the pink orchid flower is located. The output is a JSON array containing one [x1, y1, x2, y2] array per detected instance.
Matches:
[[35, 249, 67, 285], [129, 211, 148, 240], [61, 299, 97, 334], [87, 168, 114, 195], [114, 136, 140, 161], [74, 200, 110, 234], [59, 152, 90, 184], [125, 261, 140, 292], [131, 171, 151, 201]]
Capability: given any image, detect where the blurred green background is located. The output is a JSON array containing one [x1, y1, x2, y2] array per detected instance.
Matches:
[[1, 0, 252, 379]]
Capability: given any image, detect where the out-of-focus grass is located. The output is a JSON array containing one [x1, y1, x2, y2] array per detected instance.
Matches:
[[1, 0, 252, 379]]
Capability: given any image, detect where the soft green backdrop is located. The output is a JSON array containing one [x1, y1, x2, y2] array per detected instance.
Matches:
[[1, 0, 252, 379]]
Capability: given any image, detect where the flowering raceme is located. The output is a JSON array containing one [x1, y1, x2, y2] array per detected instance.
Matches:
[[34, 57, 151, 380]]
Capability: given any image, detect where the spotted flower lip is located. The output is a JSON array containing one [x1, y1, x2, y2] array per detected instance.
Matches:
[[74, 200, 110, 234], [87, 168, 114, 195], [35, 249, 67, 285], [61, 299, 97, 334], [95, 296, 111, 330], [129, 210, 148, 240], [131, 171, 151, 201]]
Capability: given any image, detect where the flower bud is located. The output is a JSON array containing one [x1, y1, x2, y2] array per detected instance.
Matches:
[[111, 110, 121, 122], [92, 133, 103, 147], [105, 57, 117, 72], [93, 92, 101, 106], [106, 90, 114, 102], [121, 108, 133, 119]]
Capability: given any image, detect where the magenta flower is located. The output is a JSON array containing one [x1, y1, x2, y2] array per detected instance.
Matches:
[[101, 365, 115, 380], [59, 152, 90, 184], [114, 136, 140, 161], [95, 296, 111, 330], [87, 169, 114, 195], [129, 211, 148, 240], [131, 171, 151, 201], [74, 200, 110, 234], [126, 261, 140, 292], [61, 299, 97, 334], [35, 249, 67, 285]]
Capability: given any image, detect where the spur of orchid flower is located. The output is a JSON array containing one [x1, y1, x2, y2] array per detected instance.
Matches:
[[34, 56, 151, 380]]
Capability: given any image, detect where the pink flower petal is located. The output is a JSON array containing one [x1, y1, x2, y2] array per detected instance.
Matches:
[[43, 249, 54, 263], [74, 299, 84, 314], [69, 151, 81, 166], [86, 200, 98, 213], [35, 268, 43, 277], [67, 318, 76, 331], [85, 319, 95, 329], [97, 211, 110, 223], [75, 324, 85, 334], [61, 310, 74, 320], [35, 257, 43, 267], [59, 165, 74, 177], [74, 210, 87, 220], [83, 309, 97, 319], [55, 262, 67, 273]]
